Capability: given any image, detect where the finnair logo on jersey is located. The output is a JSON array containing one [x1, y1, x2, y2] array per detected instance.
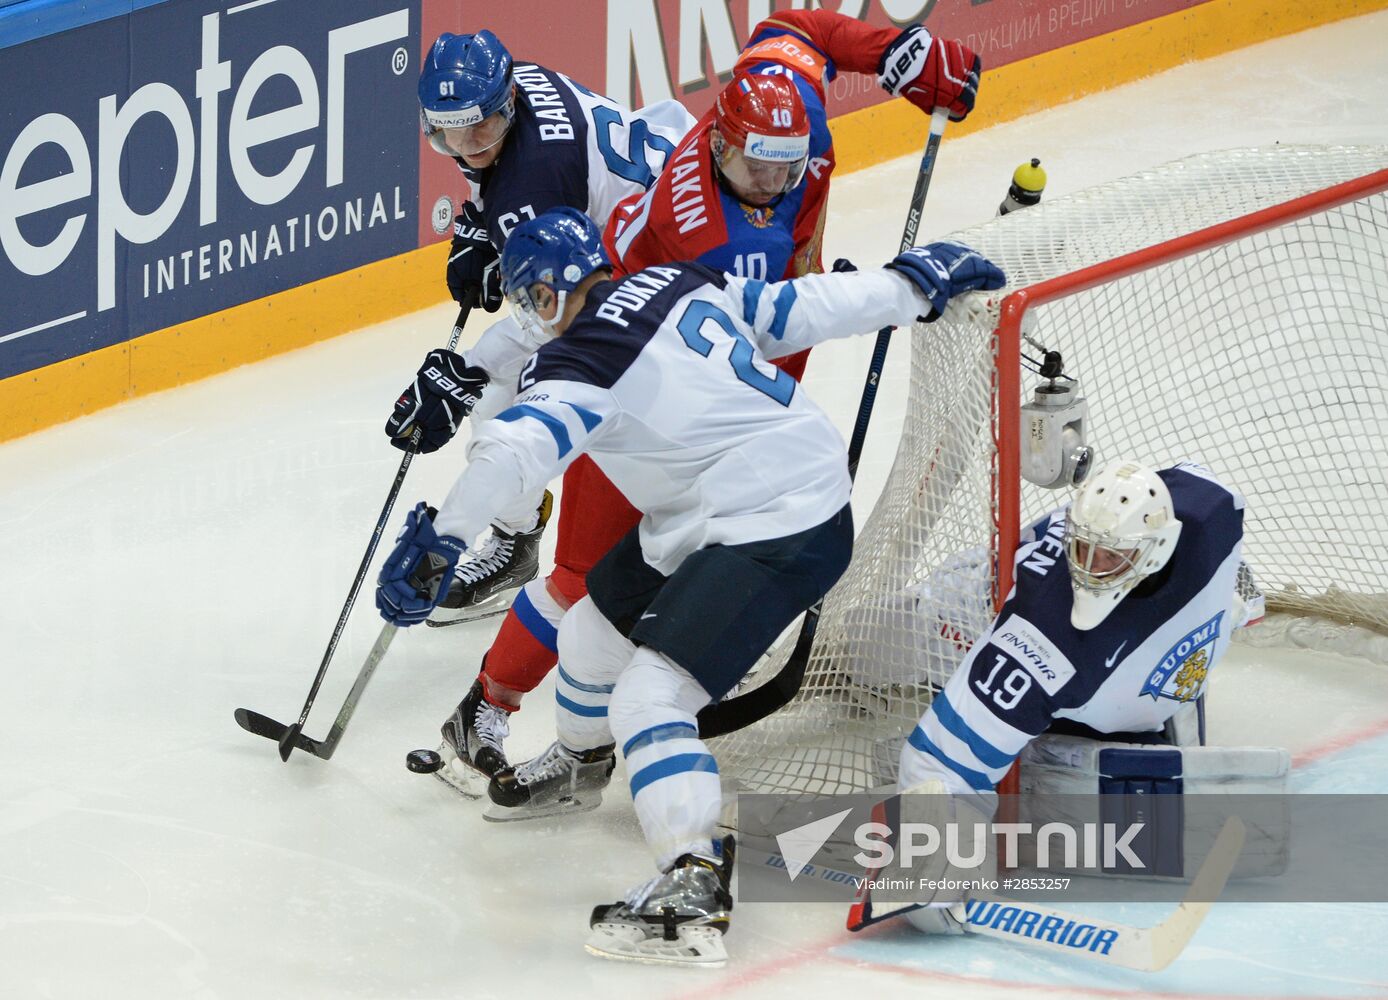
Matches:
[[1143, 611, 1223, 701], [992, 614, 1075, 695]]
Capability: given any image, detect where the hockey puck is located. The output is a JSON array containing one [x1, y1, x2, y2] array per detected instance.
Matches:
[[405, 748, 444, 774]]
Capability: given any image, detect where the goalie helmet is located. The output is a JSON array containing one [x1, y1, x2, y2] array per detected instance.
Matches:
[[418, 31, 515, 159], [711, 73, 811, 205], [499, 208, 609, 337], [1064, 459, 1183, 630]]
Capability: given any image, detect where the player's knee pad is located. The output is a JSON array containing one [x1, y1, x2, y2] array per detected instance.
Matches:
[[607, 647, 712, 748], [553, 598, 631, 751], [1019, 732, 1289, 878]]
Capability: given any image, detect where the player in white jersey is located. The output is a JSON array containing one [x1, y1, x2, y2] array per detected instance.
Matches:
[[372, 208, 1005, 965], [380, 30, 693, 786], [849, 459, 1261, 936], [385, 29, 693, 602]]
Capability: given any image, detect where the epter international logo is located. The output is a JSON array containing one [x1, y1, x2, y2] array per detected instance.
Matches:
[[0, 0, 419, 379]]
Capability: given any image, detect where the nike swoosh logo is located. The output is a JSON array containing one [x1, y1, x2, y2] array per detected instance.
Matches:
[[1105, 641, 1129, 669], [639, 612, 658, 620]]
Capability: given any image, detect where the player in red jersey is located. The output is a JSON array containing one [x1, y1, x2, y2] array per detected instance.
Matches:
[[439, 10, 981, 796]]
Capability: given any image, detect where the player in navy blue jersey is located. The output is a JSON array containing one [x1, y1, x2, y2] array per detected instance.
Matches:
[[850, 460, 1270, 936]]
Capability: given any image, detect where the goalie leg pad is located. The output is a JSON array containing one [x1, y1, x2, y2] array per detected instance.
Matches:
[[1019, 733, 1290, 878]]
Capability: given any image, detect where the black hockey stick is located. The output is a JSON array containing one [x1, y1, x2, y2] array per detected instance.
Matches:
[[235, 293, 477, 761], [698, 108, 952, 740]]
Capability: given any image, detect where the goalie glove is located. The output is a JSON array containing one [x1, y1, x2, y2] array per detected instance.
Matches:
[[385, 349, 489, 454], [886, 241, 1006, 321], [376, 503, 468, 626]]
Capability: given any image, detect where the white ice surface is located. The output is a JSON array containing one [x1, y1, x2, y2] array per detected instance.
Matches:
[[3, 12, 1388, 999]]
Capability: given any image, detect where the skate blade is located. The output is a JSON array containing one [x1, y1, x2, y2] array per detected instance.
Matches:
[[425, 593, 516, 627], [432, 761, 490, 800], [584, 923, 727, 968], [481, 790, 604, 823]]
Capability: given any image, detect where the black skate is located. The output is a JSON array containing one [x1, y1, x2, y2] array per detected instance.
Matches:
[[586, 835, 735, 967], [429, 678, 511, 800], [427, 490, 553, 627], [482, 740, 616, 822]]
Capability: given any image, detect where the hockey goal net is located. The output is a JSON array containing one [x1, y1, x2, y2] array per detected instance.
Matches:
[[715, 145, 1388, 797]]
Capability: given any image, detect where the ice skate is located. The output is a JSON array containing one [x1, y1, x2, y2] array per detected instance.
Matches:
[[430, 679, 511, 799], [482, 740, 615, 822], [427, 490, 552, 626], [586, 836, 735, 967]]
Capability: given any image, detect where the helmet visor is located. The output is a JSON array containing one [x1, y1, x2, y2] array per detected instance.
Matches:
[[714, 134, 808, 205], [438, 112, 512, 159], [505, 281, 564, 338], [423, 94, 514, 159]]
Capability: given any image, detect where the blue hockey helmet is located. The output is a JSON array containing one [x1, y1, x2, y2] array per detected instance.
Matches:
[[418, 31, 515, 155], [500, 208, 610, 335]]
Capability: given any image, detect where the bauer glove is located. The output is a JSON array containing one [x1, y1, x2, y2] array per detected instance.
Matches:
[[385, 348, 489, 454], [887, 241, 1005, 320]]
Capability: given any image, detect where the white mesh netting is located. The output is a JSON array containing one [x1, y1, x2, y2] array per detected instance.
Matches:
[[714, 145, 1388, 797]]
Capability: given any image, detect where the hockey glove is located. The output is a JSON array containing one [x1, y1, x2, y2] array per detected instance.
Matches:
[[385, 348, 490, 454], [878, 26, 981, 123], [447, 203, 503, 312], [887, 241, 1005, 321], [376, 502, 468, 626]]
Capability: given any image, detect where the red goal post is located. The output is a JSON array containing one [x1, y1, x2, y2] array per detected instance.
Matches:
[[990, 162, 1388, 801], [715, 147, 1388, 802]]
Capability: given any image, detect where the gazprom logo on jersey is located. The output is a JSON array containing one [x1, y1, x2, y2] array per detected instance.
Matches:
[[0, 1, 418, 379], [1142, 611, 1224, 701], [744, 131, 809, 163]]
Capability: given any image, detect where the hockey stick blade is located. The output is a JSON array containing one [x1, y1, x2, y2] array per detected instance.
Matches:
[[234, 708, 331, 759], [961, 815, 1246, 971]]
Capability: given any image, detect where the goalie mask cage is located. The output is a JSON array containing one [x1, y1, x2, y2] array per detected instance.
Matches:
[[714, 145, 1388, 798]]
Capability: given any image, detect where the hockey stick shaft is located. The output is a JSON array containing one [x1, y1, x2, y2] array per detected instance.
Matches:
[[848, 106, 949, 467], [698, 108, 951, 740], [270, 295, 476, 761]]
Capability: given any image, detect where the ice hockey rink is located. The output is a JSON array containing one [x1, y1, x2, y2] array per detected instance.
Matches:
[[4, 11, 1388, 999]]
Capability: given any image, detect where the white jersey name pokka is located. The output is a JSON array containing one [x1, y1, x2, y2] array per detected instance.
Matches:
[[431, 264, 927, 568], [901, 463, 1249, 798]]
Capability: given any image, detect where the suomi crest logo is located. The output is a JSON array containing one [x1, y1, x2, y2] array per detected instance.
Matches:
[[1141, 611, 1224, 701]]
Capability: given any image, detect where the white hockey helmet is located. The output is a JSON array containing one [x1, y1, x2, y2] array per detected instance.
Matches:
[[1063, 459, 1183, 630]]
